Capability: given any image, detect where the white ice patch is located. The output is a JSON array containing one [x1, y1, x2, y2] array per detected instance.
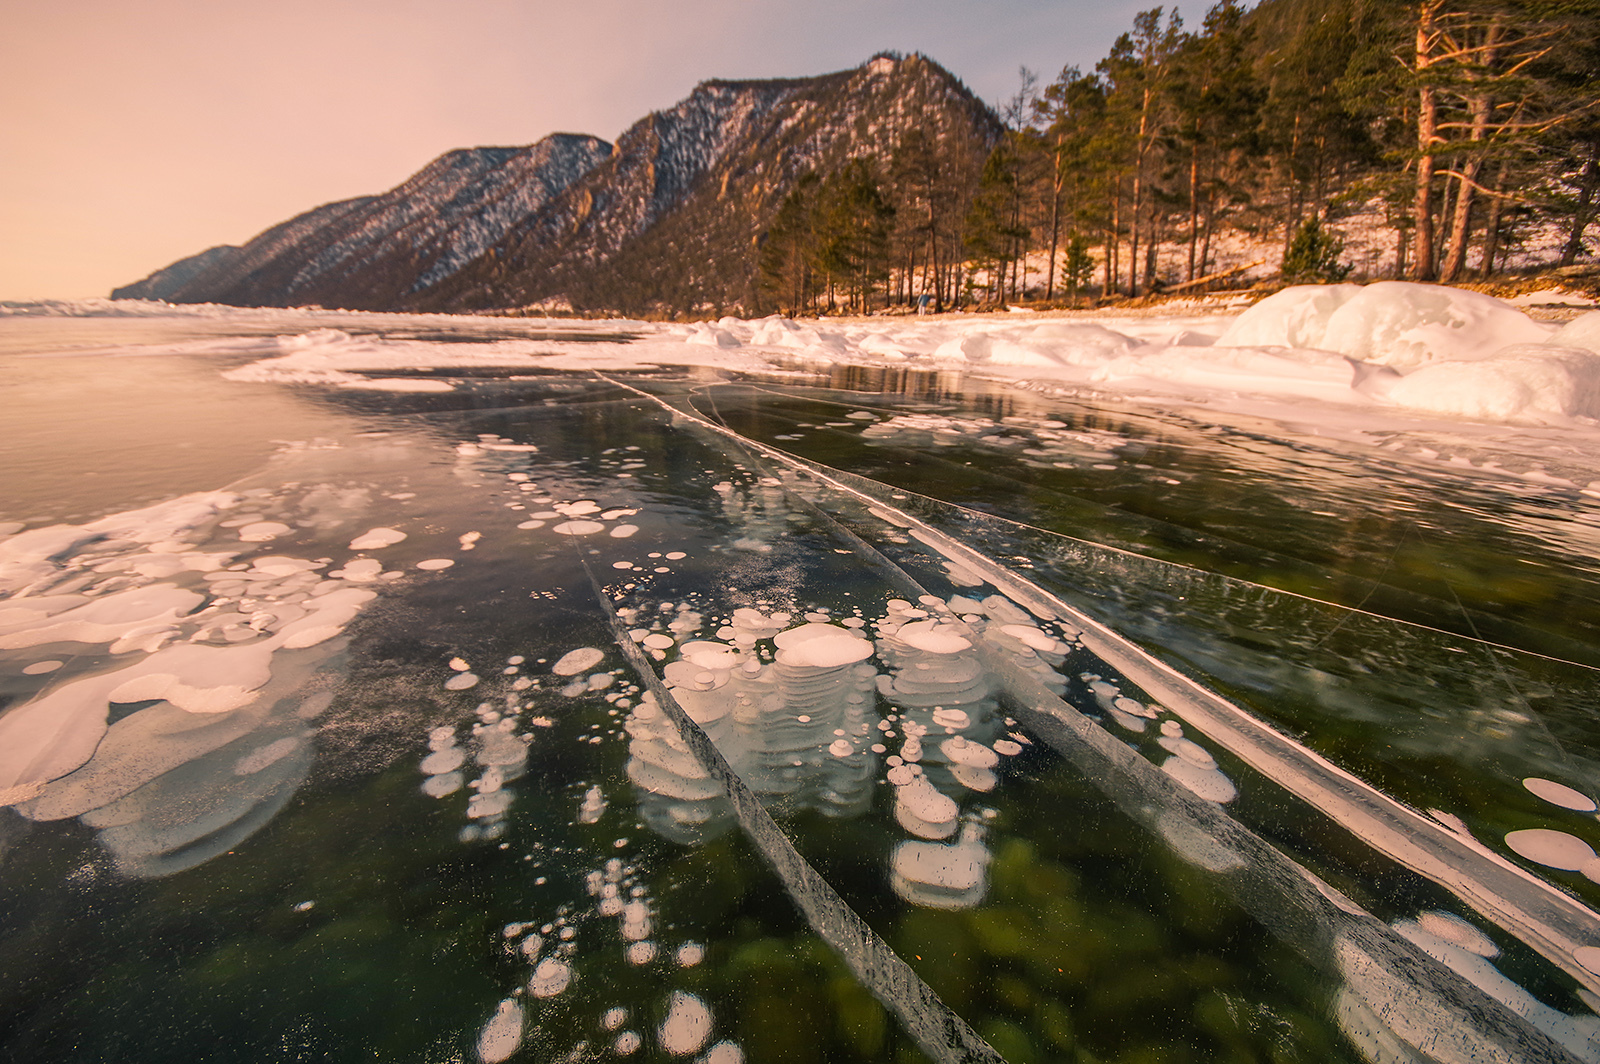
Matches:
[[771, 623, 873, 667], [528, 957, 571, 997], [1504, 828, 1597, 872], [553, 647, 605, 676], [1524, 777, 1598, 812], [348, 527, 406, 550], [476, 999, 523, 1064], [658, 991, 712, 1056]]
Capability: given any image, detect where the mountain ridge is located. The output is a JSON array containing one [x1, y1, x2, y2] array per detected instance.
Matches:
[[114, 55, 1003, 315]]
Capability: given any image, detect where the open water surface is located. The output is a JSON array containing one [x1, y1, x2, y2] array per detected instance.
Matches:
[[4, 316, 1600, 1063]]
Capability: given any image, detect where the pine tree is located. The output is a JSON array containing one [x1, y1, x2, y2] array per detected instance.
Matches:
[[758, 173, 822, 316], [1281, 213, 1352, 282]]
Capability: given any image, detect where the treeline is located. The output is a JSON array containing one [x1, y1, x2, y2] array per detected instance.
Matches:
[[755, 0, 1600, 314]]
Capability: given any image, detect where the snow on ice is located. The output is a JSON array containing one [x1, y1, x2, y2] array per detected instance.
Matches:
[[48, 282, 1589, 428]]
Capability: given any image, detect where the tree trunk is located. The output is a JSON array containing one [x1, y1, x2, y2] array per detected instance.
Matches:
[[1412, 2, 1444, 282], [1046, 141, 1063, 300], [1480, 163, 1506, 275], [1187, 132, 1202, 282], [1561, 146, 1600, 267]]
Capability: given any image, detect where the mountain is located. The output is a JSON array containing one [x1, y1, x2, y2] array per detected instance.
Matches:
[[116, 54, 1003, 315], [123, 135, 611, 311]]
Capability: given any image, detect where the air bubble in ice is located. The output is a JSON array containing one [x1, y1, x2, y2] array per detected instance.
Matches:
[[476, 999, 523, 1064], [659, 991, 712, 1056], [1523, 777, 1598, 812], [528, 957, 571, 997], [553, 647, 605, 676], [1504, 828, 1596, 871]]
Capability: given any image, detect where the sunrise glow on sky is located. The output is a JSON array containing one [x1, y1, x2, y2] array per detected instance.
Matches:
[[3, 0, 1162, 301]]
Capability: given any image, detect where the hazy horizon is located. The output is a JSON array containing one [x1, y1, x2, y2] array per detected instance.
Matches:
[[3, 0, 1167, 302]]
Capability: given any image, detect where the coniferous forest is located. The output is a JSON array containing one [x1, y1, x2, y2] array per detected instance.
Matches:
[[755, 0, 1600, 314]]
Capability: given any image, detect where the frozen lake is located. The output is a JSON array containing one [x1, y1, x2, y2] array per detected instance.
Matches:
[[5, 297, 1600, 1063]]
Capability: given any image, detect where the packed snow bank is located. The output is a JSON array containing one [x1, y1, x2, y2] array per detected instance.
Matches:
[[51, 285, 1600, 427], [1218, 282, 1551, 368], [1378, 345, 1600, 421]]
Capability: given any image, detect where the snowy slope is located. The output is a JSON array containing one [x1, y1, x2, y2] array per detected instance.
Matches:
[[426, 54, 1002, 314], [121, 135, 611, 311]]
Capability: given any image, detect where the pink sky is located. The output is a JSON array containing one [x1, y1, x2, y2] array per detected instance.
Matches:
[[2, 0, 1159, 301]]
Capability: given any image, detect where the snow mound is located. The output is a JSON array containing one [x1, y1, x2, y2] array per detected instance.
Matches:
[[1550, 312, 1600, 354], [1379, 344, 1600, 423], [1220, 282, 1550, 368]]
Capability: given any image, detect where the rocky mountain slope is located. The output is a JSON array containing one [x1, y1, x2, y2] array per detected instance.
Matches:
[[115, 55, 1002, 315], [116, 135, 610, 310]]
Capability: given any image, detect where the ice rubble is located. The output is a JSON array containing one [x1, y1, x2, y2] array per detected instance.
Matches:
[[177, 282, 1600, 426]]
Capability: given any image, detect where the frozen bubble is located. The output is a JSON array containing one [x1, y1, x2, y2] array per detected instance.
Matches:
[[528, 957, 572, 997], [21, 660, 63, 675], [609, 525, 640, 538], [1504, 828, 1596, 871], [612, 561, 635, 569], [1109, 709, 1147, 733], [895, 774, 958, 826], [1417, 911, 1499, 958], [665, 551, 686, 560], [625, 941, 657, 965], [476, 999, 524, 1064], [554, 521, 606, 536], [422, 771, 463, 798], [459, 532, 481, 549], [348, 527, 406, 550], [233, 736, 300, 775], [676, 942, 704, 967], [829, 739, 854, 757], [992, 740, 1023, 757], [468, 790, 514, 819], [445, 672, 481, 691], [846, 411, 878, 420], [578, 785, 607, 824], [941, 737, 998, 769], [238, 521, 291, 542], [421, 748, 467, 775], [603, 1007, 629, 1030], [449, 657, 471, 671], [659, 991, 712, 1056], [331, 558, 383, 582], [1156, 812, 1245, 874], [516, 520, 546, 530], [416, 558, 456, 571], [1161, 757, 1237, 803], [772, 623, 873, 667], [553, 647, 605, 676], [293, 900, 315, 912], [1577, 946, 1600, 975], [949, 763, 997, 792], [642, 634, 675, 650], [895, 620, 970, 655], [1158, 735, 1216, 769], [931, 708, 971, 732], [1523, 777, 1598, 813], [621, 899, 652, 941], [701, 1043, 744, 1064], [614, 1031, 642, 1056]]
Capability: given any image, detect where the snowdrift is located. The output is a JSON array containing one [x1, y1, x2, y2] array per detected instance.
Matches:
[[35, 286, 1600, 425]]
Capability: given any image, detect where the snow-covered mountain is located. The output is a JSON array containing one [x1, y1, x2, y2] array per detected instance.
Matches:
[[115, 55, 1001, 314], [117, 135, 611, 310]]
